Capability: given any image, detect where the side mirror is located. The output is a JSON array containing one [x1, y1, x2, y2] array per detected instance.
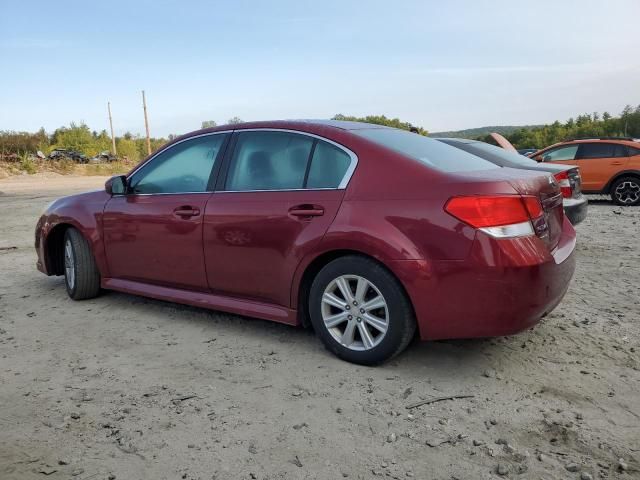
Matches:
[[105, 175, 127, 195]]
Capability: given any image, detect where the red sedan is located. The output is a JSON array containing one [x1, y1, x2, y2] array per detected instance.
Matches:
[[35, 120, 576, 364]]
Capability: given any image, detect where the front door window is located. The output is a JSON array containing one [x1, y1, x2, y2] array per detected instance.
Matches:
[[130, 134, 228, 194]]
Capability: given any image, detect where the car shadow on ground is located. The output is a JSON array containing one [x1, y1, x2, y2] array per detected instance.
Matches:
[[94, 287, 506, 374]]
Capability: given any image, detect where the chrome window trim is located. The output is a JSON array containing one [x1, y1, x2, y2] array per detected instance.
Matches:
[[216, 187, 337, 194], [118, 191, 213, 197], [123, 127, 358, 196], [226, 128, 358, 191]]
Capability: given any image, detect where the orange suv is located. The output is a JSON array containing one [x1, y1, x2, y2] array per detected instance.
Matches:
[[532, 137, 640, 206]]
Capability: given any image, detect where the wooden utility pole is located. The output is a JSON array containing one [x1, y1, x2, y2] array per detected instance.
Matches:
[[107, 102, 117, 156], [142, 90, 151, 155]]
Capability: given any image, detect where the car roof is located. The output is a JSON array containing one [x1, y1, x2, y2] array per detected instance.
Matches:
[[535, 137, 640, 154], [433, 137, 477, 144], [291, 119, 390, 130], [561, 138, 638, 145], [196, 119, 389, 134], [152, 120, 392, 160], [162, 120, 391, 151]]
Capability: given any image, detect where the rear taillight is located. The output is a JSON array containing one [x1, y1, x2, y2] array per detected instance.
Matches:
[[554, 171, 572, 198], [445, 195, 545, 238]]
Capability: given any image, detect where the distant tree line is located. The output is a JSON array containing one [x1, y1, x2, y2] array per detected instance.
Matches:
[[0, 122, 167, 162], [0, 116, 247, 163], [3, 106, 639, 161], [479, 104, 640, 149], [200, 117, 244, 129]]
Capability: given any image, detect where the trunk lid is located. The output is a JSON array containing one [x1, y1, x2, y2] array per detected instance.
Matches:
[[504, 168, 564, 249]]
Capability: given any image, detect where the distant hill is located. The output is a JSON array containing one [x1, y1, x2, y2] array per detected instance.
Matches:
[[428, 125, 543, 139]]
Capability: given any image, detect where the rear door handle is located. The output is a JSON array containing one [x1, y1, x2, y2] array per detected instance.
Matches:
[[173, 206, 201, 218], [611, 161, 623, 165], [288, 204, 325, 218]]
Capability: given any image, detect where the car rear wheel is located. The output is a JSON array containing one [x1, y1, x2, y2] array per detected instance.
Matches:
[[309, 256, 416, 365], [611, 176, 640, 206], [63, 228, 101, 300]]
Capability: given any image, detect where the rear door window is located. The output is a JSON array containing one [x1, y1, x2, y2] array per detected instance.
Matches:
[[577, 143, 616, 159], [225, 131, 313, 191], [542, 145, 579, 162], [613, 144, 629, 157]]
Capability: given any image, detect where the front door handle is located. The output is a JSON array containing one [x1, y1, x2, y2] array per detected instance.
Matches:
[[288, 204, 324, 218], [173, 206, 201, 218], [611, 161, 623, 165]]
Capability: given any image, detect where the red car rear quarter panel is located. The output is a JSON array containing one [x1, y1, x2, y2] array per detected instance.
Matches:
[[407, 219, 576, 340], [38, 190, 110, 276], [319, 142, 576, 341]]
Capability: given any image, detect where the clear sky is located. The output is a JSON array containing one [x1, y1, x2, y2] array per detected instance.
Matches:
[[1, 0, 639, 137]]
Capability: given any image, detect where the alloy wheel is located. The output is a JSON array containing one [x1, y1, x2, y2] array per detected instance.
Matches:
[[64, 239, 75, 290], [614, 180, 640, 205], [321, 274, 389, 351]]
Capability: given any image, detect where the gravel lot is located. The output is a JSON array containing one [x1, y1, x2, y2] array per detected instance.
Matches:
[[1, 174, 638, 480]]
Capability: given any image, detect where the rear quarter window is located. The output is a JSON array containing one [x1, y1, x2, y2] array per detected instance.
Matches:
[[306, 140, 352, 189], [627, 146, 640, 156], [353, 128, 499, 173]]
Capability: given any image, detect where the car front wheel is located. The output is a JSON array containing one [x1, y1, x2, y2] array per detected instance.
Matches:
[[63, 228, 101, 300], [611, 176, 640, 206], [309, 255, 416, 365]]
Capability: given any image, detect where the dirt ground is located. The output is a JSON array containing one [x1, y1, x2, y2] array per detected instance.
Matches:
[[0, 174, 638, 480]]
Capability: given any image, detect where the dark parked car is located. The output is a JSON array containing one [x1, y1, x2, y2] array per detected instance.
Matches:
[[48, 148, 88, 163], [90, 151, 118, 163], [437, 138, 588, 225], [35, 120, 576, 364]]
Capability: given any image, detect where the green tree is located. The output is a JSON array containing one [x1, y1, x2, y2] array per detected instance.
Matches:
[[116, 136, 140, 161], [485, 104, 640, 149], [51, 122, 97, 155], [226, 116, 243, 124], [201, 120, 217, 129]]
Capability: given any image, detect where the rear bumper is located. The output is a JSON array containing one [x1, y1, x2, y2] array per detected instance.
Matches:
[[563, 196, 588, 225], [391, 218, 576, 341]]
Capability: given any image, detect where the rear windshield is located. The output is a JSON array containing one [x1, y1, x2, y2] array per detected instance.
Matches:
[[353, 128, 499, 173], [441, 140, 539, 168]]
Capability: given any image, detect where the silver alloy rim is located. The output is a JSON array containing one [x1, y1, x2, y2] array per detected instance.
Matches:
[[615, 181, 640, 204], [321, 274, 389, 351], [64, 239, 75, 290]]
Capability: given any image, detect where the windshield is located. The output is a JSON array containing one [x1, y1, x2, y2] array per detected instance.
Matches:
[[441, 140, 539, 168], [353, 128, 499, 173]]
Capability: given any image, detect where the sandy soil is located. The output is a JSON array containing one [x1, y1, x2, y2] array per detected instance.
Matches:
[[0, 174, 638, 480]]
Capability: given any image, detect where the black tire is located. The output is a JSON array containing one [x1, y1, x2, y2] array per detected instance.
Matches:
[[309, 255, 416, 365], [63, 228, 101, 300], [611, 176, 640, 206]]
